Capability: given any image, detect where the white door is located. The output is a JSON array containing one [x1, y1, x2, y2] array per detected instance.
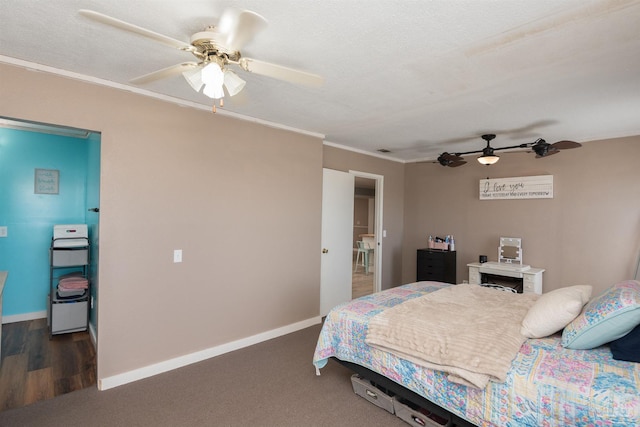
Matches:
[[320, 168, 354, 316]]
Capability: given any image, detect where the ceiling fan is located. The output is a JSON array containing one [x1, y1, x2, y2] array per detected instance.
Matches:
[[437, 134, 582, 167], [79, 8, 324, 111]]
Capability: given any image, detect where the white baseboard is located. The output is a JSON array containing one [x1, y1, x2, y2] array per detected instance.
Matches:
[[98, 316, 322, 391], [2, 310, 47, 324]]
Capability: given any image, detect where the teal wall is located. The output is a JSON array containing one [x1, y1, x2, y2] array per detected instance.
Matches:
[[0, 127, 97, 318]]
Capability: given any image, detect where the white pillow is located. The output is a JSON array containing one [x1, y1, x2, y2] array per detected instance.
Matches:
[[521, 285, 592, 338]]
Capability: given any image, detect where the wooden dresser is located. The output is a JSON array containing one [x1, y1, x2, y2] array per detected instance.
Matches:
[[417, 249, 456, 284]]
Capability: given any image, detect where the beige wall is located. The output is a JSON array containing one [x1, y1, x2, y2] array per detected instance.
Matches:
[[323, 146, 405, 289], [1, 63, 323, 380], [403, 137, 640, 295]]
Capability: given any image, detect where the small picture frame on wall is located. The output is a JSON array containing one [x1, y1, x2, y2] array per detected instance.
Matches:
[[34, 168, 59, 194]]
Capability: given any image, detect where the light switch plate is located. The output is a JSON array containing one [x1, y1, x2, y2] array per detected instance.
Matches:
[[0, 226, 7, 237], [173, 249, 182, 263]]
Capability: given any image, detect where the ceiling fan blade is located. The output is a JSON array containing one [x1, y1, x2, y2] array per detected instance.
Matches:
[[436, 152, 465, 166], [130, 62, 199, 85], [551, 140, 582, 150], [79, 9, 193, 51], [441, 152, 463, 161], [237, 58, 324, 87], [449, 160, 467, 167], [217, 8, 268, 51]]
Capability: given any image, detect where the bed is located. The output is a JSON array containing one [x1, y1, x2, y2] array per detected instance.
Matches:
[[313, 281, 640, 426]]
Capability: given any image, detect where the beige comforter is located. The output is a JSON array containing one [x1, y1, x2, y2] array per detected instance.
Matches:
[[365, 284, 538, 389]]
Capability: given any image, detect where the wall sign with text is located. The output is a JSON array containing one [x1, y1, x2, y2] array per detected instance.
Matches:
[[34, 168, 60, 194], [479, 175, 553, 200]]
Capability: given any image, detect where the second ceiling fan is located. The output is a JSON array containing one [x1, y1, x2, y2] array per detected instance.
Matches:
[[79, 8, 324, 111], [437, 134, 582, 167]]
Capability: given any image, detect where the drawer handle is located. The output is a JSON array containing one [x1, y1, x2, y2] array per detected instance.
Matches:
[[365, 389, 378, 400], [411, 415, 426, 426]]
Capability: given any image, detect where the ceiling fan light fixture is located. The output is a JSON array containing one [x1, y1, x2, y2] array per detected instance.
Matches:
[[201, 62, 225, 99], [477, 154, 500, 165], [80, 7, 324, 114], [436, 134, 581, 167], [223, 70, 246, 96], [182, 68, 204, 92], [477, 134, 499, 165]]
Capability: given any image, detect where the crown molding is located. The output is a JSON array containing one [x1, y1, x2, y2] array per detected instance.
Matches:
[[0, 55, 325, 141]]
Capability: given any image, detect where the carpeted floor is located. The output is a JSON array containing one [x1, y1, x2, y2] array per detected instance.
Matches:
[[0, 323, 407, 426]]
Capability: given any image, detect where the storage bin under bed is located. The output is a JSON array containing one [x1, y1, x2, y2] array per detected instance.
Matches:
[[350, 374, 452, 426]]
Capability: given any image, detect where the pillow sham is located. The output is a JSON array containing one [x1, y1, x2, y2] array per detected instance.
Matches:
[[561, 280, 640, 350], [521, 285, 592, 338], [610, 323, 640, 362]]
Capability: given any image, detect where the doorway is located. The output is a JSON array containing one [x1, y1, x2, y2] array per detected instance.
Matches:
[[0, 117, 100, 406], [351, 171, 383, 298], [352, 177, 375, 298], [319, 169, 384, 316]]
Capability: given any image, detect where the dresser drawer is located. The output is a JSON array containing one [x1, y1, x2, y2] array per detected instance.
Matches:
[[417, 270, 445, 281], [469, 268, 481, 285], [419, 257, 444, 268], [523, 273, 542, 294]]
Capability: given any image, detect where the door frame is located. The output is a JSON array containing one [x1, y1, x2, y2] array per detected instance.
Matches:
[[350, 170, 383, 293]]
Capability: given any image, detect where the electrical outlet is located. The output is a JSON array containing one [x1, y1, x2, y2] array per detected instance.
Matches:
[[0, 226, 7, 237], [173, 249, 183, 263]]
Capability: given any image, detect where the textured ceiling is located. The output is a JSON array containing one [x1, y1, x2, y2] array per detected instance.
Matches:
[[1, 0, 639, 162]]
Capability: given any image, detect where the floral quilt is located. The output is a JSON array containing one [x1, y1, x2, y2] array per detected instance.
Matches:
[[313, 282, 640, 427]]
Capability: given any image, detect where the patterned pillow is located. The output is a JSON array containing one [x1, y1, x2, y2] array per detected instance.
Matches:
[[561, 280, 640, 350]]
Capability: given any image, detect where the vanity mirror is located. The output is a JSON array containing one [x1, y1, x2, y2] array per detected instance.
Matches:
[[498, 237, 523, 265]]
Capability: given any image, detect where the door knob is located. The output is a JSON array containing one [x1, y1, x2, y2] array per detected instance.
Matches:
[[322, 248, 328, 253]]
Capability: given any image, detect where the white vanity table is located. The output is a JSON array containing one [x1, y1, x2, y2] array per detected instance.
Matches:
[[467, 262, 544, 294], [468, 237, 544, 294]]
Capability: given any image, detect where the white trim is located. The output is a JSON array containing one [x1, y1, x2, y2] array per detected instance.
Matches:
[[323, 140, 406, 163], [97, 316, 321, 391], [0, 55, 325, 141], [2, 310, 47, 324]]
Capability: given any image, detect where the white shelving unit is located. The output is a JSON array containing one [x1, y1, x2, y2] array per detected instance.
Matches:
[[48, 226, 90, 337]]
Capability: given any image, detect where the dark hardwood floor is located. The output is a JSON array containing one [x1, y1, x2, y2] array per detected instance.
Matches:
[[0, 318, 96, 412]]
